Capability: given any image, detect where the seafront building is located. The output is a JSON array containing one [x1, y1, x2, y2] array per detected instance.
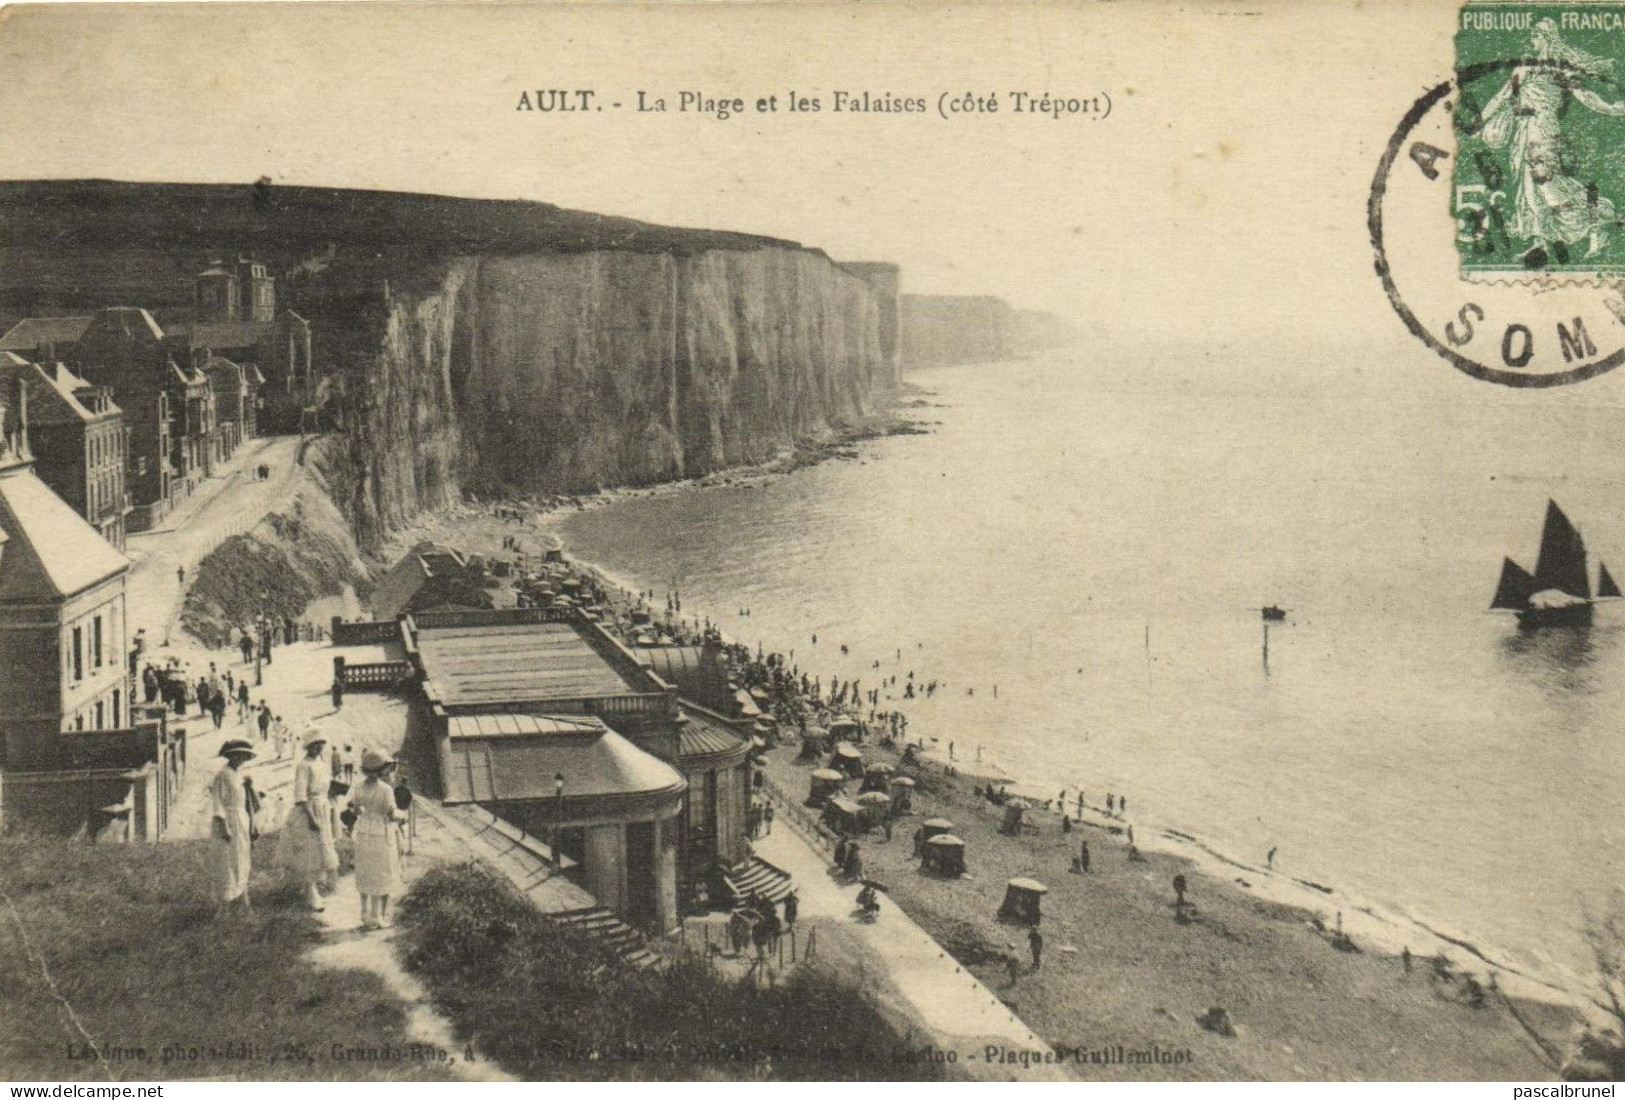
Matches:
[[335, 594, 766, 934], [0, 372, 173, 838]]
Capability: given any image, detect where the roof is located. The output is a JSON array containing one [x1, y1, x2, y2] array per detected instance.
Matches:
[[0, 361, 117, 425], [640, 645, 733, 712], [0, 316, 93, 352], [415, 619, 648, 708], [440, 722, 684, 806], [88, 308, 166, 342], [0, 465, 128, 602], [677, 704, 750, 761], [448, 713, 608, 739], [373, 542, 480, 620]]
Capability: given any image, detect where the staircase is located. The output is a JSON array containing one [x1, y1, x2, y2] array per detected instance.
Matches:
[[548, 906, 661, 970], [724, 855, 795, 913]]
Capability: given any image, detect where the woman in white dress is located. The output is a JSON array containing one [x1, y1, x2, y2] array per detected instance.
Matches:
[[209, 739, 257, 916], [350, 749, 407, 929], [285, 729, 339, 910]]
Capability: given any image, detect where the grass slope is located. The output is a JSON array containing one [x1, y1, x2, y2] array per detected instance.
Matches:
[[0, 837, 452, 1081]]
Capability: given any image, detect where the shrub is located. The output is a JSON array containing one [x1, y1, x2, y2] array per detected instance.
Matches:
[[396, 862, 945, 1081]]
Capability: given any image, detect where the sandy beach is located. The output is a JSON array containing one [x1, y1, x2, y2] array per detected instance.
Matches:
[[757, 737, 1577, 1081]]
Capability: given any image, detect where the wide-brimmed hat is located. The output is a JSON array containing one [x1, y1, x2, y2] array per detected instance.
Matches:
[[360, 749, 395, 774], [219, 739, 256, 759], [301, 728, 328, 749]]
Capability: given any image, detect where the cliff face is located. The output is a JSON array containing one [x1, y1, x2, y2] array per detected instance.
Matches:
[[329, 247, 886, 549], [901, 294, 1073, 370]]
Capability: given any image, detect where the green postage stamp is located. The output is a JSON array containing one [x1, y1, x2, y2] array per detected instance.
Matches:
[[1455, 4, 1625, 277]]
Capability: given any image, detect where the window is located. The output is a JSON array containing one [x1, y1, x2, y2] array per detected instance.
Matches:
[[112, 690, 121, 728], [95, 700, 104, 730], [72, 626, 83, 681], [92, 616, 103, 669]]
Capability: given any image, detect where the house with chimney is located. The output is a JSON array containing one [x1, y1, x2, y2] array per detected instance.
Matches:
[[0, 354, 132, 550]]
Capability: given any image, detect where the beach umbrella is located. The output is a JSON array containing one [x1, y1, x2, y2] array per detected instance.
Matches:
[[1007, 877, 1048, 894], [890, 776, 917, 789], [925, 833, 965, 848], [811, 768, 845, 782], [833, 743, 862, 759], [865, 761, 895, 776], [856, 791, 892, 807]]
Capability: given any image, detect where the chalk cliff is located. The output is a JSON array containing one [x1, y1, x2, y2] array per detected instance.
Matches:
[[901, 293, 1073, 370], [324, 247, 887, 549]]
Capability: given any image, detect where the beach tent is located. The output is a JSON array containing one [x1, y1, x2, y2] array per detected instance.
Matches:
[[822, 796, 863, 836], [922, 834, 966, 876], [830, 742, 865, 778], [1000, 803, 1028, 836], [921, 817, 955, 841], [998, 877, 1049, 925], [855, 791, 892, 827], [807, 768, 845, 807], [829, 716, 863, 742]]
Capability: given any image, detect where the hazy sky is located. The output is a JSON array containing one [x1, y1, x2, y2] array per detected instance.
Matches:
[[0, 1, 1464, 355]]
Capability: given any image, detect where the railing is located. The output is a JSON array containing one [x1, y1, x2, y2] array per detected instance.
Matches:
[[411, 606, 579, 630], [584, 692, 678, 717], [757, 772, 839, 863], [340, 661, 415, 689], [331, 618, 402, 646]]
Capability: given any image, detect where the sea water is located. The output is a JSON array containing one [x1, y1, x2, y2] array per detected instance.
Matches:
[[554, 351, 1625, 994]]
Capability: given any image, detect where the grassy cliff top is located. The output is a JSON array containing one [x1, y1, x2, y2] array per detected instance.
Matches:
[[0, 178, 803, 258]]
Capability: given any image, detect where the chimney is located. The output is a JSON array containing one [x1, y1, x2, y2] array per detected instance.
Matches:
[[13, 370, 28, 456]]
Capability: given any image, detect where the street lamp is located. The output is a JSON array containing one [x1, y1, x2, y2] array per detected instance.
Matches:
[[553, 772, 566, 868]]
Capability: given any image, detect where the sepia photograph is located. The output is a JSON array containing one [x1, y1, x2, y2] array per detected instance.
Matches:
[[0, 0, 1621, 1087]]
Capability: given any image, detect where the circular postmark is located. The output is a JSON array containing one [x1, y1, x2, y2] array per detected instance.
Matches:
[[1371, 58, 1625, 387]]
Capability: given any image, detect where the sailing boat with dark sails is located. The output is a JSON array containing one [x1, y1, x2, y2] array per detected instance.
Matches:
[[1490, 500, 1622, 628]]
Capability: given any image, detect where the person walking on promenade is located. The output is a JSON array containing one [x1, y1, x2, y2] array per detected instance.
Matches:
[[1028, 927, 1044, 970], [331, 675, 344, 712], [239, 630, 253, 665], [209, 740, 257, 917], [208, 687, 227, 731], [287, 731, 339, 910], [783, 890, 798, 930], [1080, 840, 1091, 874], [236, 680, 250, 722], [350, 750, 408, 930], [763, 803, 774, 835], [176, 565, 185, 587], [256, 702, 271, 743], [1267, 845, 1277, 870]]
